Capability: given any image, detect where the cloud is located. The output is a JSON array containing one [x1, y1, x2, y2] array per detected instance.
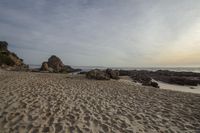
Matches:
[[0, 0, 200, 67]]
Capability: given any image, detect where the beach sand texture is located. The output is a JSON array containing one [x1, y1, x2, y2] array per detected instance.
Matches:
[[0, 69, 200, 133]]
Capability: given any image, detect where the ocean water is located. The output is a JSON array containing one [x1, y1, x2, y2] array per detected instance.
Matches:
[[29, 65, 200, 73]]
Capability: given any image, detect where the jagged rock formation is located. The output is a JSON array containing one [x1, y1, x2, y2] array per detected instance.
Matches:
[[0, 41, 28, 70], [40, 55, 81, 73]]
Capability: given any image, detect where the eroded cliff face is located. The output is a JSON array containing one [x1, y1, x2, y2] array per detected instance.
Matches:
[[0, 41, 28, 70]]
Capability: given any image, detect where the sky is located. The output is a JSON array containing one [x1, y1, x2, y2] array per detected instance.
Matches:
[[0, 0, 200, 67]]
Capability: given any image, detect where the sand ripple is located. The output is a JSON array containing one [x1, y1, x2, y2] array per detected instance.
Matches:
[[0, 69, 200, 133]]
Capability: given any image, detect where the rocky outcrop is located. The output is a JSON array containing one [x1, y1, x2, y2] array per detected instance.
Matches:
[[86, 69, 119, 80], [119, 70, 132, 76], [0, 41, 28, 70], [86, 69, 110, 80], [47, 55, 64, 72], [0, 41, 8, 52], [150, 81, 159, 88], [40, 55, 81, 73], [119, 69, 200, 87], [40, 62, 51, 72], [106, 69, 119, 79], [151, 70, 200, 86], [131, 72, 159, 88]]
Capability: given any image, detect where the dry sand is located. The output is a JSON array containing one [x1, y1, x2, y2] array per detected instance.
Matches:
[[0, 69, 200, 133]]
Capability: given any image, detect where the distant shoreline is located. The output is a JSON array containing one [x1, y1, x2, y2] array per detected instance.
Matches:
[[29, 64, 200, 73]]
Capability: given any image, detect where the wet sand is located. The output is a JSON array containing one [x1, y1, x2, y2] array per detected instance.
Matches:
[[157, 81, 200, 94], [0, 69, 200, 133]]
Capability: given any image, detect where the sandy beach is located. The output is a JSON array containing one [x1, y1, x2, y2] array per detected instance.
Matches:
[[0, 69, 200, 133]]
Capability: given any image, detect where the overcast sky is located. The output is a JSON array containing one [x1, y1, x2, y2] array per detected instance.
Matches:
[[0, 0, 200, 67]]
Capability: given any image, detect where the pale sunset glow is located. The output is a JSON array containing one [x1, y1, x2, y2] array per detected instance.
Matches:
[[0, 0, 200, 67]]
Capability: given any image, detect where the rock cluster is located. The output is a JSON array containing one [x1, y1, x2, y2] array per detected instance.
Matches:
[[119, 70, 200, 87], [0, 41, 28, 70], [131, 72, 159, 88], [40, 55, 81, 73], [151, 70, 200, 86], [86, 69, 119, 80]]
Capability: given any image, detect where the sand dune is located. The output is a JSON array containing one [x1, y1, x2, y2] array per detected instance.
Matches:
[[0, 69, 200, 133]]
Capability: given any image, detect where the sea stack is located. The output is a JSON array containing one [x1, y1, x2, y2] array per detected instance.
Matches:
[[40, 55, 81, 73]]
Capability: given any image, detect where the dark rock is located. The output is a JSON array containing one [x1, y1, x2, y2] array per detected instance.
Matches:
[[86, 69, 120, 80], [128, 71, 160, 88], [151, 81, 159, 88], [106, 69, 119, 79], [86, 69, 110, 80], [79, 71, 87, 74], [0, 41, 8, 52], [169, 77, 198, 86], [155, 70, 200, 77], [61, 65, 81, 73], [121, 69, 200, 86], [119, 70, 131, 76], [0, 53, 15, 66], [131, 73, 151, 84], [150, 70, 200, 86]]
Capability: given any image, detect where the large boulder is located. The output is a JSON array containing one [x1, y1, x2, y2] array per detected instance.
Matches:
[[47, 55, 64, 72], [106, 69, 119, 79], [40, 55, 81, 73], [86, 69, 110, 80]]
